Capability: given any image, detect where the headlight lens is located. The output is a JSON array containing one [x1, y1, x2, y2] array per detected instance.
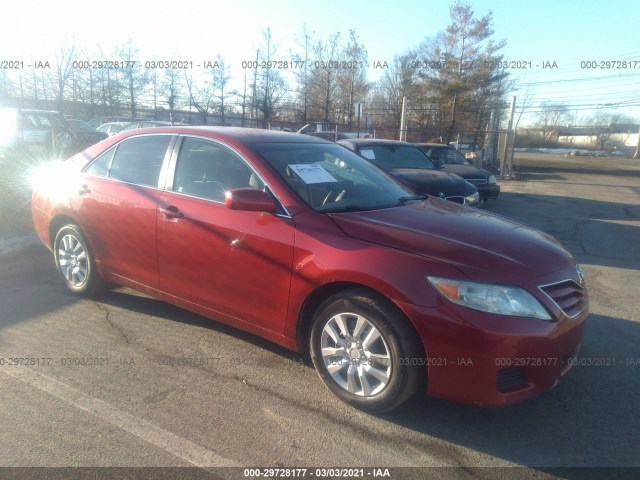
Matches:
[[488, 175, 497, 184], [427, 276, 552, 320], [464, 192, 480, 205]]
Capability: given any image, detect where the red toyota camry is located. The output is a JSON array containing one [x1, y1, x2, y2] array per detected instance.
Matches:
[[31, 127, 588, 412]]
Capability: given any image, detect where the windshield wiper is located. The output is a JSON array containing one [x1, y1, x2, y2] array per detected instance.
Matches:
[[318, 204, 375, 213], [397, 194, 428, 204]]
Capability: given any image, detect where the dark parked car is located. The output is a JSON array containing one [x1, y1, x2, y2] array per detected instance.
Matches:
[[337, 138, 481, 207], [32, 127, 588, 412], [417, 143, 500, 201], [67, 119, 109, 151]]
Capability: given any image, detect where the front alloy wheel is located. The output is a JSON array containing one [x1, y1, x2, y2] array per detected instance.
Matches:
[[320, 312, 392, 396], [310, 290, 424, 412]]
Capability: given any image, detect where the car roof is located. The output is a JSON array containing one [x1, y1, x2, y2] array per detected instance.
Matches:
[[113, 126, 336, 144], [415, 143, 450, 148], [337, 138, 414, 147]]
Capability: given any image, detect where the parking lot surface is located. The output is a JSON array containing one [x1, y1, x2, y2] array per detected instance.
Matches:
[[0, 152, 638, 479]]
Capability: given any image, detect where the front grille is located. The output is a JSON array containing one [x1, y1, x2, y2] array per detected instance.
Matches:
[[497, 368, 527, 393], [466, 178, 487, 185], [445, 196, 465, 204], [539, 280, 586, 318]]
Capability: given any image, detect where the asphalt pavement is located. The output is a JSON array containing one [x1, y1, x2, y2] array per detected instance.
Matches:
[[0, 151, 638, 480]]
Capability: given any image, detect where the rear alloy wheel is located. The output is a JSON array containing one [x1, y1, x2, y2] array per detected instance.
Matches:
[[53, 225, 106, 296], [310, 290, 424, 412]]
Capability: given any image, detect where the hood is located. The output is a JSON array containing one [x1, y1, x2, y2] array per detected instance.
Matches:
[[443, 164, 491, 180], [328, 198, 573, 285], [390, 168, 476, 197]]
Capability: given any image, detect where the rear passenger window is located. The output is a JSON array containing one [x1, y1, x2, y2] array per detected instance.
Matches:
[[109, 135, 171, 187], [173, 137, 264, 201]]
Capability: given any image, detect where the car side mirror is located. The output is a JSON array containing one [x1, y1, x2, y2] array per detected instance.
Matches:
[[434, 159, 445, 169], [225, 188, 277, 213]]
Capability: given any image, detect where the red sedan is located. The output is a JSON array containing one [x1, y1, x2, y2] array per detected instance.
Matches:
[[31, 127, 588, 412]]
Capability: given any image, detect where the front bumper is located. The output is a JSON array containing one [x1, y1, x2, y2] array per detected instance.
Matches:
[[477, 183, 500, 200], [399, 297, 588, 407]]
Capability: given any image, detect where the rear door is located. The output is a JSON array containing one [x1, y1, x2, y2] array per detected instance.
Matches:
[[72, 134, 174, 288]]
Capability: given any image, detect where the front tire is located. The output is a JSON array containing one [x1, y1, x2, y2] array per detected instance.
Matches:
[[53, 224, 106, 296], [309, 290, 424, 413]]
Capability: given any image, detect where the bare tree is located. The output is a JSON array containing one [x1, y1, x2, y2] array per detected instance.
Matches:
[[0, 70, 15, 103], [336, 30, 370, 127], [255, 28, 288, 127], [373, 51, 421, 136], [211, 55, 233, 125], [116, 41, 148, 118], [161, 69, 184, 123], [49, 45, 78, 113], [291, 24, 315, 124], [184, 71, 212, 124], [308, 32, 342, 123], [536, 103, 572, 141], [588, 111, 634, 150]]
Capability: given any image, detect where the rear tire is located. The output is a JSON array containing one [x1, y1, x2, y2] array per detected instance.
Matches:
[[53, 224, 107, 296], [309, 290, 424, 413]]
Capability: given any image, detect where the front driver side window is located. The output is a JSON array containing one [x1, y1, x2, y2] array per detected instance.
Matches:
[[173, 137, 264, 202]]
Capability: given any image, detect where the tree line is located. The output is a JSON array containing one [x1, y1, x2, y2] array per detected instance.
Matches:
[[1, 1, 515, 143]]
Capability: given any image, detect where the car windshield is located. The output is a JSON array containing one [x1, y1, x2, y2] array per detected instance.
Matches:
[[250, 142, 417, 213], [357, 144, 435, 170], [427, 146, 468, 165]]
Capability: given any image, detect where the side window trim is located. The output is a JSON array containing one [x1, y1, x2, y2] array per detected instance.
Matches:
[[82, 134, 176, 189], [83, 145, 116, 177]]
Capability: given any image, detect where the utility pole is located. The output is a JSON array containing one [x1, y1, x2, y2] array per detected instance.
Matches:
[[399, 96, 407, 141], [501, 95, 516, 178], [355, 102, 362, 138], [263, 30, 271, 129], [242, 69, 247, 127], [634, 124, 640, 159], [304, 32, 309, 124], [485, 108, 496, 166], [252, 49, 258, 128]]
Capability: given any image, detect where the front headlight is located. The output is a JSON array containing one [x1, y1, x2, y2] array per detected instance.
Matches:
[[488, 175, 497, 184], [427, 276, 552, 320], [464, 192, 480, 205]]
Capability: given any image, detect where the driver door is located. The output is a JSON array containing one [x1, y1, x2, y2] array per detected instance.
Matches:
[[156, 136, 296, 333]]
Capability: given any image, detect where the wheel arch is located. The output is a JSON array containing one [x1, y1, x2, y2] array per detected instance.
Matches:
[[48, 214, 80, 248], [295, 281, 425, 359]]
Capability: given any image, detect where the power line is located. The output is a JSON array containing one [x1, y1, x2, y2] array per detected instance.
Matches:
[[519, 72, 640, 86]]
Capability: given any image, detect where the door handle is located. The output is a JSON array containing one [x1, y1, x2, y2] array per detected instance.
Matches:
[[159, 206, 184, 219], [79, 184, 91, 195]]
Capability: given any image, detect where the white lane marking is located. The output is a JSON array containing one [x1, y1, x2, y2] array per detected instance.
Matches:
[[1, 365, 239, 467]]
